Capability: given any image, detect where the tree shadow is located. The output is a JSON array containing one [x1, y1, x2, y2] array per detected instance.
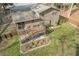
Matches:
[[76, 42, 79, 56]]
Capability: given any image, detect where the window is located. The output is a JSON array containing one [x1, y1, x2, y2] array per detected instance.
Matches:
[[5, 35, 7, 39], [17, 22, 25, 29], [0, 19, 3, 25], [0, 36, 2, 42], [33, 24, 39, 27], [9, 33, 13, 37]]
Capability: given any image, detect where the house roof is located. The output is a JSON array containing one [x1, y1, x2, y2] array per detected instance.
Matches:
[[32, 4, 59, 14], [32, 4, 51, 13], [12, 4, 59, 23], [12, 11, 39, 23]]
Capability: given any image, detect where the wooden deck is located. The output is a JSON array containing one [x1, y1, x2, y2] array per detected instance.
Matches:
[[60, 9, 79, 27]]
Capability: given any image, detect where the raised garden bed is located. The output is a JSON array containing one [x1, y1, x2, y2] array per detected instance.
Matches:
[[21, 31, 45, 44], [25, 25, 45, 37], [20, 37, 50, 54]]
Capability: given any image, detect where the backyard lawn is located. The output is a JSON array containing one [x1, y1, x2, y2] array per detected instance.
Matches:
[[0, 36, 20, 56], [25, 23, 79, 56], [0, 23, 79, 56]]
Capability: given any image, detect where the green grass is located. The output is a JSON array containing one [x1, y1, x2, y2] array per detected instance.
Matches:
[[0, 36, 20, 56], [0, 23, 79, 56], [24, 23, 79, 56]]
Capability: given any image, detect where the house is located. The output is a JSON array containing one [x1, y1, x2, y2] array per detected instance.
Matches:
[[0, 4, 60, 44], [12, 9, 47, 53], [32, 4, 60, 26], [0, 4, 60, 53], [12, 4, 60, 44], [11, 4, 60, 53], [12, 10, 45, 43]]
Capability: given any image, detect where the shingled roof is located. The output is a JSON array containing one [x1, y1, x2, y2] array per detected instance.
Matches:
[[12, 4, 59, 23], [32, 4, 51, 13], [12, 11, 39, 23], [32, 4, 59, 14]]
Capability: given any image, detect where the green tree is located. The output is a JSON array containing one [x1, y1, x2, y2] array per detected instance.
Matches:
[[0, 3, 13, 10], [73, 3, 79, 7]]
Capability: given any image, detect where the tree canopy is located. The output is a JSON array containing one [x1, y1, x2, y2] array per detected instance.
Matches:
[[0, 3, 13, 10]]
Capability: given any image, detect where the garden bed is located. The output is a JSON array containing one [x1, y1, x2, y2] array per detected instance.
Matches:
[[21, 31, 45, 44], [20, 36, 50, 54]]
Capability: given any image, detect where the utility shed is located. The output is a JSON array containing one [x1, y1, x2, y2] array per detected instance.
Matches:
[[32, 4, 60, 26]]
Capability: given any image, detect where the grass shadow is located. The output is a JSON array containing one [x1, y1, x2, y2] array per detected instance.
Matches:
[[46, 29, 54, 34], [76, 42, 79, 56]]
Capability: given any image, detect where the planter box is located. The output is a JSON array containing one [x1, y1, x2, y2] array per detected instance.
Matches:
[[20, 37, 50, 54]]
